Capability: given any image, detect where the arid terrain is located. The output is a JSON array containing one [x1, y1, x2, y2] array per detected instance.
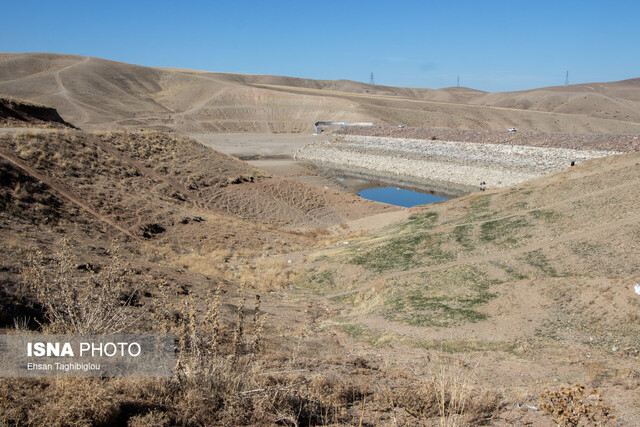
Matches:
[[2, 53, 640, 134], [1, 54, 640, 426]]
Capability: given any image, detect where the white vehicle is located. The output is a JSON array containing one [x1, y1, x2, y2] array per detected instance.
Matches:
[[508, 127, 517, 132]]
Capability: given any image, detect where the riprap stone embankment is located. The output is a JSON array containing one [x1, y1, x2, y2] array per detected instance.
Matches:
[[295, 135, 620, 190]]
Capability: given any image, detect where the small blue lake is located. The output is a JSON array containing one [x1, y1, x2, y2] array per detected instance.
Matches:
[[358, 187, 449, 207]]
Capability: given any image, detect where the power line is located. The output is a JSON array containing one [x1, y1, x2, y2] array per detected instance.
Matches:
[[565, 71, 569, 85], [457, 75, 460, 87], [370, 72, 375, 85]]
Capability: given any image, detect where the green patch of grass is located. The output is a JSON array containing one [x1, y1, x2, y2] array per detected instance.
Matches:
[[457, 194, 495, 223], [390, 297, 488, 326], [469, 194, 491, 211], [407, 210, 439, 226], [491, 261, 529, 281], [529, 209, 559, 222], [348, 231, 454, 273], [419, 339, 519, 354], [382, 266, 498, 327], [399, 211, 439, 233], [480, 216, 530, 245], [349, 233, 428, 272], [333, 323, 388, 346], [452, 224, 475, 251], [498, 187, 532, 209], [520, 250, 563, 278], [421, 233, 457, 264], [293, 268, 337, 295]]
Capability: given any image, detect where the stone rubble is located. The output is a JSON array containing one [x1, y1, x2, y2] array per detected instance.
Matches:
[[295, 135, 621, 189], [337, 126, 640, 152]]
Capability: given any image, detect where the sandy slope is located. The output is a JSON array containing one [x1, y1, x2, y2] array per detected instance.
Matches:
[[1, 53, 640, 134], [472, 78, 640, 123]]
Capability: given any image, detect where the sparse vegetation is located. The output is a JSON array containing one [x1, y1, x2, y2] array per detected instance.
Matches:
[[2, 97, 640, 425], [453, 224, 475, 250], [294, 268, 337, 295], [384, 267, 497, 327], [388, 362, 500, 425], [540, 384, 615, 426], [520, 249, 564, 277], [348, 230, 455, 272], [480, 216, 529, 245], [22, 240, 139, 334]]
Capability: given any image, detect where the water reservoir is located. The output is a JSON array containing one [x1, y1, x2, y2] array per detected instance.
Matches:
[[358, 187, 449, 207]]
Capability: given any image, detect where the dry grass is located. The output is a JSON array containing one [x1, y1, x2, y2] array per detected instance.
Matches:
[[249, 256, 299, 292], [172, 248, 299, 293], [383, 362, 500, 426], [3, 242, 349, 425], [22, 239, 139, 334], [3, 243, 502, 425]]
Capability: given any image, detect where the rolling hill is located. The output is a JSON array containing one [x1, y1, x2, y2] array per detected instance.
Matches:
[[1, 52, 640, 134], [472, 78, 640, 124]]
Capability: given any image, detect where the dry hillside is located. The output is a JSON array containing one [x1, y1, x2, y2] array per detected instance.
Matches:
[[2, 52, 640, 134], [0, 97, 75, 128], [295, 149, 640, 424], [0, 118, 407, 425], [472, 78, 640, 123], [3, 120, 637, 424]]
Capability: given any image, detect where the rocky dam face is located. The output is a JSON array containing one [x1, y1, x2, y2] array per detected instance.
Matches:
[[295, 134, 621, 191]]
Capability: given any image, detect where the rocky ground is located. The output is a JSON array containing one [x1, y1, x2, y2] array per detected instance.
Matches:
[[337, 126, 640, 152], [296, 134, 620, 190]]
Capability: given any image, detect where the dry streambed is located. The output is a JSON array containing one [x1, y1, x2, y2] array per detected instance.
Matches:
[[296, 135, 621, 189]]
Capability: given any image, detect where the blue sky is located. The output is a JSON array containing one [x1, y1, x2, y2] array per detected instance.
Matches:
[[3, 0, 638, 92]]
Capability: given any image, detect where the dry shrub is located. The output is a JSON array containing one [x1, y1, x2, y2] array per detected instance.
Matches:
[[248, 256, 298, 292], [1, 270, 345, 426], [0, 378, 120, 426], [393, 363, 499, 425], [13, 131, 77, 169], [127, 410, 172, 427], [149, 287, 344, 426], [22, 240, 138, 334], [309, 373, 366, 406], [539, 384, 615, 426]]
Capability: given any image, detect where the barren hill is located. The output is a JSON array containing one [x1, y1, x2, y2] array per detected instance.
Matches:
[[2, 53, 640, 134], [473, 78, 640, 123]]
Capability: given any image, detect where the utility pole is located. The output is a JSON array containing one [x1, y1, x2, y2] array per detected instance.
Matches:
[[457, 75, 460, 87], [370, 72, 375, 85], [565, 71, 569, 86]]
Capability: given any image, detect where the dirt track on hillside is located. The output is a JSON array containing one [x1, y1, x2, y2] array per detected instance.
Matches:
[[4, 53, 640, 134]]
